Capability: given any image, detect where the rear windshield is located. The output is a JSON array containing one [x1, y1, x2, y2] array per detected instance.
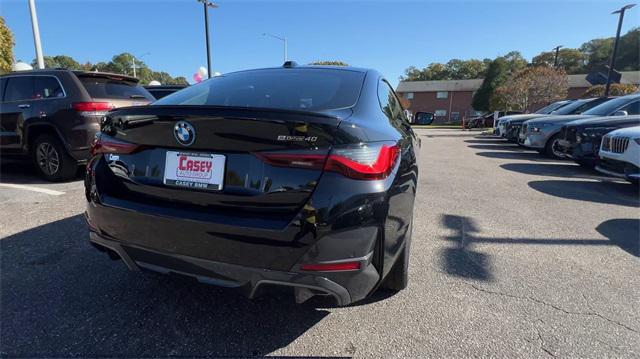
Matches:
[[153, 69, 366, 111], [79, 76, 154, 100]]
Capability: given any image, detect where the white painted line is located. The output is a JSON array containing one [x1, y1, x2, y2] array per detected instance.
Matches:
[[0, 183, 65, 196]]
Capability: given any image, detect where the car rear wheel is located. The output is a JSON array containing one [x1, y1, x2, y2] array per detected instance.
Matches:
[[380, 219, 412, 291], [544, 133, 564, 160], [32, 134, 77, 181]]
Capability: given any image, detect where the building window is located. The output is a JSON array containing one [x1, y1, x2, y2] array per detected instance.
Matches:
[[436, 91, 448, 99], [434, 109, 447, 117], [405, 92, 414, 100]]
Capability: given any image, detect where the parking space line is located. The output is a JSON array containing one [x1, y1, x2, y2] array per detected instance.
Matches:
[[0, 183, 65, 196]]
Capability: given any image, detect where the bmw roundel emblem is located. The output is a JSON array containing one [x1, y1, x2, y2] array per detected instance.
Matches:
[[174, 121, 195, 146]]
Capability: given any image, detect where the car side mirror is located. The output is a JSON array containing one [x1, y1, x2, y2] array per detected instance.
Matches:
[[613, 110, 628, 116]]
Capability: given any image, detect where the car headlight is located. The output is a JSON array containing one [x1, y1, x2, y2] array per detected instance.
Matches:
[[530, 123, 551, 133], [581, 127, 615, 139]]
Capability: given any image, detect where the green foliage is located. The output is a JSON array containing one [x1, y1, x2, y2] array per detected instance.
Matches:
[[0, 16, 15, 74], [403, 28, 640, 82], [581, 83, 639, 98], [472, 57, 510, 111], [310, 61, 349, 66], [401, 58, 491, 81], [532, 48, 586, 74], [30, 52, 187, 85], [33, 55, 82, 70]]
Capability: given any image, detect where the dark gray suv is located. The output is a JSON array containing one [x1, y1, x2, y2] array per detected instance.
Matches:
[[0, 69, 154, 181]]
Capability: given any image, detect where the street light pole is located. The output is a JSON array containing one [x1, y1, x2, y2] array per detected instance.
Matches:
[[604, 3, 636, 97], [131, 52, 150, 78], [28, 0, 44, 69], [552, 45, 562, 67], [197, 0, 218, 79], [263, 33, 287, 63]]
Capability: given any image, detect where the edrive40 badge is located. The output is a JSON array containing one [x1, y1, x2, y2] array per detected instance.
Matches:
[[174, 121, 196, 146]]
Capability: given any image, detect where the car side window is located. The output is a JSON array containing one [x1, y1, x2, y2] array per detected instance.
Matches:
[[0, 78, 6, 102], [4, 76, 34, 102], [34, 76, 65, 99], [378, 79, 402, 122], [620, 100, 640, 115]]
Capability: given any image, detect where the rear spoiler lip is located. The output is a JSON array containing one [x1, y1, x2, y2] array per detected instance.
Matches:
[[109, 104, 347, 121], [74, 71, 140, 83]]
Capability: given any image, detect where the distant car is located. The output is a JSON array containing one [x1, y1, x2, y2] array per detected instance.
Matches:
[[465, 111, 522, 129], [0, 69, 154, 180], [85, 64, 419, 305], [413, 111, 435, 125], [522, 93, 640, 159], [497, 100, 573, 138], [557, 115, 640, 167], [144, 84, 188, 100], [596, 125, 640, 183], [518, 97, 613, 145]]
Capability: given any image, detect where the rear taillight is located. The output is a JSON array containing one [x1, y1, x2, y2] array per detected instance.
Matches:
[[73, 102, 114, 115], [90, 135, 140, 156], [254, 142, 399, 180], [325, 143, 399, 180]]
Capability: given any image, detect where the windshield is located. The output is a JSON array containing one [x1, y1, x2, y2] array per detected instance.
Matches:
[[154, 69, 366, 111], [551, 98, 607, 115], [535, 101, 571, 114], [583, 95, 638, 116]]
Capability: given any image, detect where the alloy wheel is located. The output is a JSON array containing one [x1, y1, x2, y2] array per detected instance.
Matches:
[[36, 142, 60, 176]]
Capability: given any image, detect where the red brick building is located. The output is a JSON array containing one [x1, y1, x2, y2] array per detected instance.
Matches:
[[396, 71, 640, 124]]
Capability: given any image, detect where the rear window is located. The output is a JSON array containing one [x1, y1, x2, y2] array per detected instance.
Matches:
[[79, 76, 153, 100], [153, 69, 365, 111]]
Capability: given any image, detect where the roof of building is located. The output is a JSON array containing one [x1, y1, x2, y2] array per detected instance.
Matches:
[[396, 71, 640, 93]]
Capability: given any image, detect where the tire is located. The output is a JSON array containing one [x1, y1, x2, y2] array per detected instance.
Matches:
[[31, 134, 78, 181], [544, 133, 564, 160], [380, 220, 412, 291]]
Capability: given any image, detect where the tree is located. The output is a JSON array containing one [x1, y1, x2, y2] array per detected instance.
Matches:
[[33, 55, 82, 70], [581, 83, 638, 98], [310, 61, 349, 66], [0, 16, 14, 73], [532, 48, 586, 74], [472, 57, 510, 111], [491, 67, 568, 111], [401, 58, 489, 81]]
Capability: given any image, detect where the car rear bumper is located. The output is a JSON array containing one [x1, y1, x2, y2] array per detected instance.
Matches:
[[89, 230, 380, 306]]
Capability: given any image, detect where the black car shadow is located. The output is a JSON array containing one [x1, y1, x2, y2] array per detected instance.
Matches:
[[0, 215, 331, 357], [475, 151, 561, 162], [596, 218, 640, 257], [0, 158, 84, 185], [464, 139, 510, 145], [500, 163, 615, 181], [467, 144, 531, 151], [528, 180, 640, 207]]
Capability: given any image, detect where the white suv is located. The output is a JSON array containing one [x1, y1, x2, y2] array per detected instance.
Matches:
[[596, 125, 640, 183]]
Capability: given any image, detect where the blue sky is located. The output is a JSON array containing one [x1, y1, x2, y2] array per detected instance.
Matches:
[[2, 0, 639, 87]]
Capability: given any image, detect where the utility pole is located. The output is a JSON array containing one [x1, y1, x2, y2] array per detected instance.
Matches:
[[605, 4, 636, 97], [197, 0, 218, 79], [263, 33, 288, 63], [28, 0, 44, 69], [552, 45, 562, 67]]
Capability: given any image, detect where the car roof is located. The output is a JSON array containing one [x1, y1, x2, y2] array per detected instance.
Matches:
[[1, 68, 140, 83], [221, 64, 372, 77]]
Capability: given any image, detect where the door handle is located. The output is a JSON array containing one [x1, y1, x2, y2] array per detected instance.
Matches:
[[18, 104, 31, 109]]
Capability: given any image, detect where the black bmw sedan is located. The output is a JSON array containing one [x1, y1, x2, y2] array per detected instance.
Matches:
[[84, 64, 419, 305]]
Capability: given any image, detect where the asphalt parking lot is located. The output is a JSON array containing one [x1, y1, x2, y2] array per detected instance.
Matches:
[[1, 128, 639, 358]]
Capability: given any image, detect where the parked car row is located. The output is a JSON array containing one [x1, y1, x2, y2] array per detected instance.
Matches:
[[496, 93, 640, 183]]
